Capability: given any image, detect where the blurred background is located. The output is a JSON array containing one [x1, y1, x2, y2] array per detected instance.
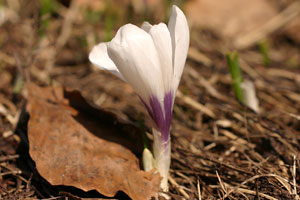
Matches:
[[0, 0, 299, 95], [1, 0, 300, 199]]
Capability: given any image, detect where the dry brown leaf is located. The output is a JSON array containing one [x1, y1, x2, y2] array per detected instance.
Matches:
[[185, 0, 277, 38], [25, 83, 160, 200]]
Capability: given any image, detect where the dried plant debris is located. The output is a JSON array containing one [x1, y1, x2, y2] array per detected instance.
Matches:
[[1, 0, 300, 199], [25, 83, 160, 200]]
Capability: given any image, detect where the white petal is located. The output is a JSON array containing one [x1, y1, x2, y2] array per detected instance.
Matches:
[[241, 80, 260, 113], [168, 5, 190, 91], [142, 148, 154, 171], [107, 24, 165, 103], [141, 21, 152, 32], [89, 43, 125, 80], [148, 23, 173, 94]]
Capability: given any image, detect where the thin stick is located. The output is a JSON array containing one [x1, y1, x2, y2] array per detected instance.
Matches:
[[235, 188, 278, 200], [177, 90, 216, 118], [197, 179, 202, 200], [223, 174, 292, 199], [292, 155, 299, 199], [168, 175, 190, 199], [216, 170, 227, 196], [0, 155, 19, 162]]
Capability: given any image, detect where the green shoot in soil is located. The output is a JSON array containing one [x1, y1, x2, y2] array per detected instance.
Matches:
[[13, 74, 24, 94], [227, 52, 244, 103], [259, 40, 270, 66], [39, 0, 57, 36], [138, 114, 150, 150]]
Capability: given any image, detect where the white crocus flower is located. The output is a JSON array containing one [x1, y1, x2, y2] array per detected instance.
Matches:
[[89, 5, 189, 191]]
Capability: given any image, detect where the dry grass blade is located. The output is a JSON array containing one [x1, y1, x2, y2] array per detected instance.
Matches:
[[216, 170, 227, 196], [292, 155, 299, 199], [233, 188, 279, 200], [169, 175, 190, 199], [197, 179, 201, 200], [223, 174, 294, 199], [176, 90, 216, 118], [0, 155, 19, 162], [188, 47, 212, 67]]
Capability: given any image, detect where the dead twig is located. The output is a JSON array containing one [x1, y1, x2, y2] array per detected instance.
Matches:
[[0, 155, 19, 162], [176, 90, 216, 118], [168, 175, 190, 199]]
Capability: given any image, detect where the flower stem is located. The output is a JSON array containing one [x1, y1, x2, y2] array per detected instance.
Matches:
[[153, 128, 171, 192]]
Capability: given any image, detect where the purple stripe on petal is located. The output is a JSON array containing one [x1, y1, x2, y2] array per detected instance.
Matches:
[[139, 96, 154, 120], [149, 96, 164, 131], [163, 91, 173, 142], [139, 92, 174, 143]]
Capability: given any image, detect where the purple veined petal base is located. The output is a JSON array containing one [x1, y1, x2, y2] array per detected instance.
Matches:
[[140, 91, 173, 143]]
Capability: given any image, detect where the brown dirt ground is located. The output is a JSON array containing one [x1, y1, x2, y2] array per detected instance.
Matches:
[[0, 0, 300, 199]]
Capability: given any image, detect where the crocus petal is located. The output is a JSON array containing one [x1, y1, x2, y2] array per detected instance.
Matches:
[[107, 24, 165, 104], [148, 23, 173, 94], [89, 43, 125, 80], [168, 5, 190, 92], [141, 21, 152, 32]]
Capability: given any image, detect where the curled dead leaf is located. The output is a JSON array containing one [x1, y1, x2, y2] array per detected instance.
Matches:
[[25, 83, 160, 200]]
